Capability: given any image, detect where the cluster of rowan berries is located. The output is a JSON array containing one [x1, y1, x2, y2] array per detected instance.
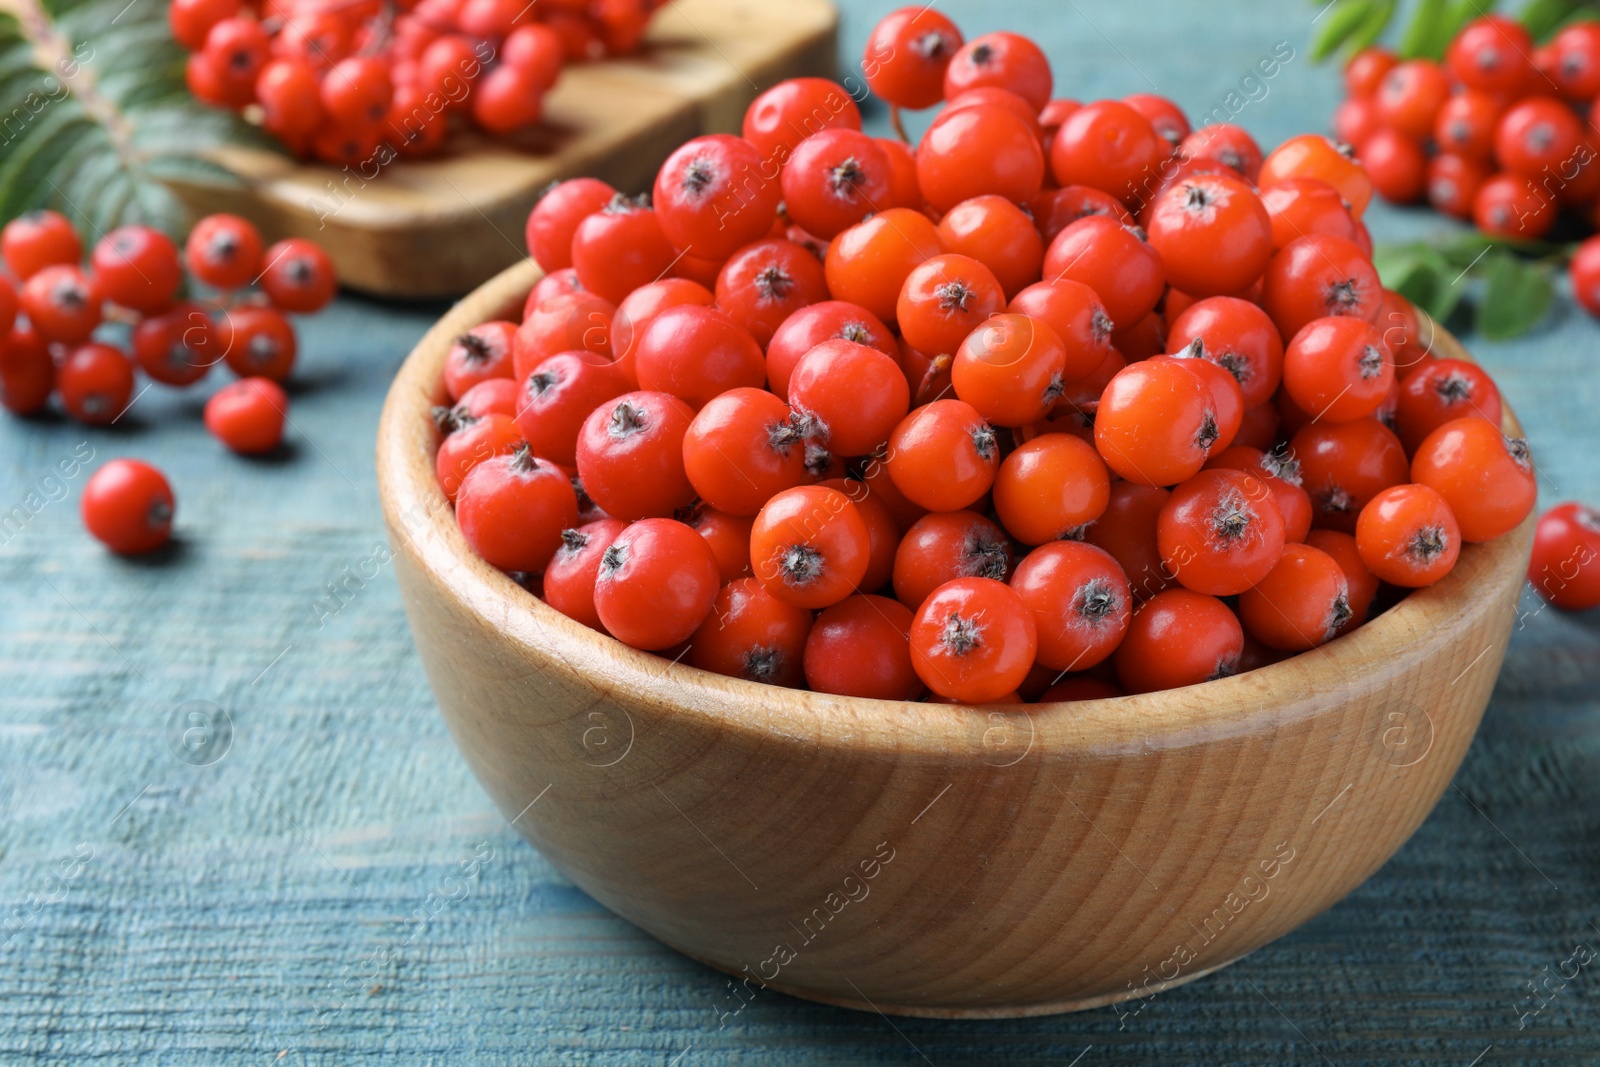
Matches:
[[432, 8, 1544, 704], [1335, 16, 1600, 317], [0, 209, 337, 553], [171, 0, 670, 165]]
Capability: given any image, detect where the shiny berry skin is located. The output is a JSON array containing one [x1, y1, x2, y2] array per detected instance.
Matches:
[[1393, 358, 1502, 453], [1304, 528, 1377, 630], [1355, 483, 1461, 587], [935, 195, 1044, 299], [610, 278, 712, 382], [20, 264, 102, 344], [943, 30, 1051, 109], [951, 313, 1067, 428], [0, 322, 54, 415], [1006, 279, 1113, 381], [885, 398, 999, 512], [1042, 216, 1164, 331], [1282, 316, 1393, 424], [1495, 97, 1584, 180], [1030, 185, 1134, 244], [526, 178, 615, 272], [81, 458, 175, 555], [132, 303, 218, 387], [1472, 173, 1557, 239], [1345, 46, 1397, 98], [1162, 350, 1245, 455], [1427, 153, 1493, 220], [321, 56, 391, 126], [1550, 22, 1600, 101], [915, 104, 1045, 214], [1411, 417, 1536, 543], [185, 214, 264, 290], [217, 305, 297, 381], [741, 77, 862, 165], [681, 387, 807, 515], [514, 291, 616, 379], [654, 134, 778, 261], [764, 300, 895, 399], [1259, 177, 1361, 251], [1144, 174, 1271, 298], [681, 504, 754, 583], [1, 210, 81, 280], [1433, 91, 1502, 162], [1261, 234, 1381, 342], [91, 226, 182, 313], [457, 444, 582, 575], [804, 594, 922, 700], [1574, 236, 1600, 317], [891, 510, 1012, 611], [1095, 358, 1218, 487], [257, 58, 323, 140], [1178, 123, 1264, 183], [788, 339, 909, 456], [1124, 92, 1190, 147], [750, 485, 870, 609], [1372, 60, 1451, 143], [1238, 543, 1351, 652], [817, 477, 897, 593], [570, 196, 677, 305], [204, 377, 288, 454], [444, 321, 517, 401], [1259, 134, 1373, 217], [1050, 100, 1166, 209], [909, 577, 1036, 704], [1166, 296, 1283, 408], [1334, 96, 1382, 151], [472, 65, 545, 135], [259, 239, 337, 313], [1291, 418, 1410, 534], [575, 391, 696, 520], [1010, 541, 1130, 672], [1113, 588, 1242, 694], [1446, 16, 1535, 95], [713, 239, 829, 349], [1528, 503, 1600, 611], [689, 577, 813, 687], [862, 7, 963, 110], [896, 253, 1005, 357], [1158, 468, 1286, 596], [544, 518, 629, 630], [58, 343, 134, 425], [781, 129, 891, 240], [1359, 128, 1427, 204], [1085, 481, 1170, 601], [823, 208, 942, 325], [436, 412, 524, 502], [993, 433, 1110, 545], [593, 518, 721, 649], [1206, 445, 1312, 544], [169, 0, 239, 49], [632, 305, 765, 408], [514, 351, 629, 467]]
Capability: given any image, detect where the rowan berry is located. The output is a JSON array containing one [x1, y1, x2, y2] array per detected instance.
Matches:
[[260, 238, 337, 313], [1038, 676, 1125, 702], [1205, 445, 1312, 544], [526, 178, 616, 273], [787, 339, 908, 457], [592, 518, 721, 649], [823, 208, 942, 325], [1359, 128, 1427, 204], [741, 77, 862, 167], [169, 0, 240, 50], [1282, 316, 1394, 423], [1114, 588, 1242, 694], [781, 129, 892, 240], [1178, 123, 1264, 183], [570, 196, 676, 305], [891, 509, 1012, 611], [1050, 100, 1166, 208], [132, 303, 218, 387], [1355, 483, 1461, 587], [943, 31, 1051, 110], [1010, 541, 1130, 672], [1427, 153, 1492, 220], [1528, 503, 1600, 611], [713, 239, 829, 348], [1260, 233, 1381, 341], [1259, 133, 1373, 217], [910, 576, 1036, 703], [1144, 174, 1272, 297], [1345, 46, 1397, 99], [884, 399, 999, 512], [205, 377, 288, 454], [20, 264, 102, 344], [1393, 358, 1502, 453], [750, 485, 870, 609], [1166, 296, 1283, 408], [1042, 215, 1164, 331], [0, 322, 54, 416], [1094, 358, 1218, 486], [572, 391, 695, 519], [1160, 350, 1244, 455], [933, 195, 1044, 300], [1030, 185, 1133, 245], [58, 343, 133, 425], [91, 225, 183, 314], [1158, 468, 1285, 596], [631, 305, 764, 409], [804, 594, 922, 700], [688, 577, 813, 687], [1472, 173, 1557, 239], [1549, 21, 1600, 101], [436, 412, 523, 502], [1433, 91, 1502, 161], [862, 7, 963, 111], [186, 213, 264, 290], [1005, 279, 1114, 382], [1411, 417, 1536, 543], [513, 350, 629, 467], [993, 433, 1109, 545], [1238, 543, 1351, 652], [1304, 528, 1377, 629], [1290, 418, 1410, 533], [951, 313, 1068, 428], [1446, 16, 1535, 95], [81, 458, 175, 554], [915, 104, 1045, 214], [654, 134, 778, 261], [1572, 235, 1600, 317], [764, 300, 895, 400], [544, 518, 629, 630], [443, 321, 517, 401]]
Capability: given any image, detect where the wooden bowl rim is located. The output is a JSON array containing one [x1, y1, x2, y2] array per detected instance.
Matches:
[[377, 257, 1535, 759]]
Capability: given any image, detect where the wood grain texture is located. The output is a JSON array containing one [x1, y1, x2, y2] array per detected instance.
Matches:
[[167, 0, 838, 299], [377, 258, 1537, 1017]]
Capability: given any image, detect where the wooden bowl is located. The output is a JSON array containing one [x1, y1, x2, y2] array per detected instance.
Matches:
[[377, 258, 1536, 1018]]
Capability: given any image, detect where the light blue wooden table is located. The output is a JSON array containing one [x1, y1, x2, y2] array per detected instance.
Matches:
[[2, 1, 1599, 1063]]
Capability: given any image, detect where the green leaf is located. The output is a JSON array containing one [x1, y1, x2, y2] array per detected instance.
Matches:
[[1347, 0, 1397, 52], [1374, 243, 1467, 324], [1476, 252, 1554, 339], [1312, 0, 1376, 60], [1400, 0, 1453, 59], [1521, 0, 1580, 40]]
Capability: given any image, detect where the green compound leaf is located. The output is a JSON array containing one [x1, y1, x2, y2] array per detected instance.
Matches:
[[1476, 251, 1555, 340]]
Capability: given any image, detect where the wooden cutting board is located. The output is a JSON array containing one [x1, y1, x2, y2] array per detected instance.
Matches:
[[168, 0, 838, 299]]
